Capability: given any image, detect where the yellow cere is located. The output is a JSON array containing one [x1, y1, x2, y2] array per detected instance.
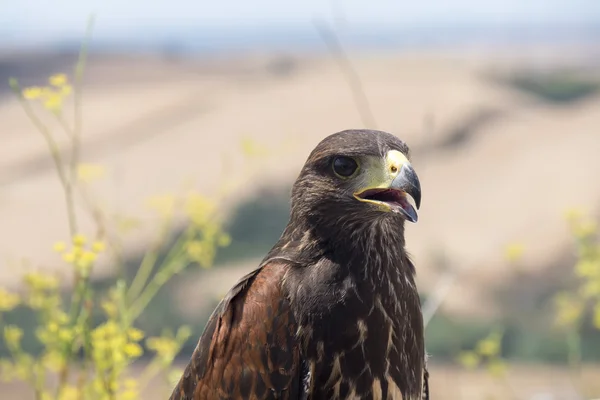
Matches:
[[354, 150, 409, 194]]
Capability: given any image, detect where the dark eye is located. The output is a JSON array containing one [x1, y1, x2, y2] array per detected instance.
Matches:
[[332, 156, 359, 178]]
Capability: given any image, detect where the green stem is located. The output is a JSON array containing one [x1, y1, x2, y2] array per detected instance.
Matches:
[[127, 214, 177, 303], [128, 229, 193, 321], [9, 81, 77, 237], [71, 15, 94, 186], [566, 328, 582, 369]]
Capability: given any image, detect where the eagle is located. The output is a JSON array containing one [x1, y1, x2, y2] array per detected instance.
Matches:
[[170, 129, 429, 400]]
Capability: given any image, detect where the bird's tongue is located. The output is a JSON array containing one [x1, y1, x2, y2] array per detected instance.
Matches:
[[363, 189, 418, 223]]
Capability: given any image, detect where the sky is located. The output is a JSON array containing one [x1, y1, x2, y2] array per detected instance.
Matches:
[[1, 0, 599, 46]]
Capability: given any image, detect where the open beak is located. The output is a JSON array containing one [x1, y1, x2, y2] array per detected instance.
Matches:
[[353, 153, 422, 223]]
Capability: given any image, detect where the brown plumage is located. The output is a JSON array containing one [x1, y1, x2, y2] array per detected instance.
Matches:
[[170, 129, 429, 400]]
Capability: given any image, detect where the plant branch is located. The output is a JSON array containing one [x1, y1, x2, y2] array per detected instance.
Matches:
[[313, 19, 378, 129]]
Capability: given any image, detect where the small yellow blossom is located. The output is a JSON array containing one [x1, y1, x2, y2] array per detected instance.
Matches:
[[504, 243, 525, 263], [0, 288, 20, 312], [564, 207, 584, 223], [42, 351, 64, 373], [77, 163, 106, 183], [47, 322, 59, 333], [146, 336, 178, 360], [92, 241, 106, 253], [240, 137, 269, 158], [101, 299, 118, 318], [593, 303, 600, 329], [49, 74, 68, 87], [487, 359, 507, 377], [476, 337, 501, 357], [4, 325, 24, 348], [52, 241, 67, 253], [43, 92, 63, 112], [123, 343, 143, 358], [60, 85, 72, 97], [457, 351, 479, 369], [574, 220, 598, 239], [575, 259, 600, 279], [554, 291, 584, 328], [127, 328, 145, 342], [217, 233, 231, 248], [58, 328, 74, 342], [185, 193, 216, 226], [24, 272, 59, 291], [80, 251, 97, 265], [72, 234, 87, 247], [22, 86, 43, 100], [0, 359, 15, 382], [62, 252, 75, 263]]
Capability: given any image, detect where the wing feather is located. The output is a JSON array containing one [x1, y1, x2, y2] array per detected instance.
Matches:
[[169, 263, 302, 400]]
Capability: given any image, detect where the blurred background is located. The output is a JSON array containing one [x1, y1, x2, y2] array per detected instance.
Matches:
[[1, 1, 600, 399]]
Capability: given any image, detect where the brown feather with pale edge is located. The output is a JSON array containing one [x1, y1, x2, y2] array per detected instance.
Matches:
[[170, 262, 301, 400]]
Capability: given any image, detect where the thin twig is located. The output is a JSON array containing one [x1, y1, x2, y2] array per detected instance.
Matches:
[[313, 19, 378, 129]]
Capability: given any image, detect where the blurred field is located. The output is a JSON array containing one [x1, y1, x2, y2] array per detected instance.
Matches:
[[2, 43, 600, 398], [2, 46, 599, 312], [2, 362, 600, 400]]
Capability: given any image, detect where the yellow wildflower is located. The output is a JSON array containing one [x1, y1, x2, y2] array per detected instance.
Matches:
[[77, 163, 106, 183], [62, 252, 75, 264], [0, 359, 15, 382], [58, 385, 79, 400], [101, 299, 118, 318], [52, 241, 67, 253], [487, 359, 507, 377], [22, 86, 43, 100], [0, 288, 20, 312], [185, 193, 216, 226], [476, 336, 501, 357], [49, 74, 68, 87], [41, 351, 64, 373], [24, 272, 58, 291], [146, 336, 178, 359], [4, 325, 23, 348], [186, 241, 204, 260], [72, 234, 87, 247], [92, 241, 106, 253], [47, 322, 59, 333], [554, 291, 584, 328], [575, 220, 597, 239], [575, 259, 600, 278], [594, 303, 600, 329], [58, 328, 74, 342], [564, 207, 583, 223], [123, 343, 143, 358], [504, 243, 525, 263], [240, 137, 269, 158], [77, 251, 97, 270], [60, 85, 73, 97], [457, 351, 479, 369], [580, 280, 600, 298], [127, 328, 145, 342], [217, 233, 231, 248], [43, 91, 63, 112]]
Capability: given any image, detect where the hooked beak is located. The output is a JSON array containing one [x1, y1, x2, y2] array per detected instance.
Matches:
[[353, 151, 422, 223]]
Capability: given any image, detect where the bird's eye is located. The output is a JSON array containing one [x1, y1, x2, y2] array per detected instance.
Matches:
[[332, 156, 359, 178]]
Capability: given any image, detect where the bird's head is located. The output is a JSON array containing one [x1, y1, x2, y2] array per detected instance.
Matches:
[[290, 129, 421, 230]]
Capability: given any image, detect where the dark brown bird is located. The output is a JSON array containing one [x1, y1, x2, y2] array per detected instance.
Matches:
[[170, 129, 429, 400]]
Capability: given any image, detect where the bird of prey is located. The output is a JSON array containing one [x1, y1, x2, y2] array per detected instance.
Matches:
[[170, 129, 429, 400]]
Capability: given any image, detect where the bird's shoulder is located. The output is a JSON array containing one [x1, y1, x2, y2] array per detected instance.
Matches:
[[169, 261, 302, 400]]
